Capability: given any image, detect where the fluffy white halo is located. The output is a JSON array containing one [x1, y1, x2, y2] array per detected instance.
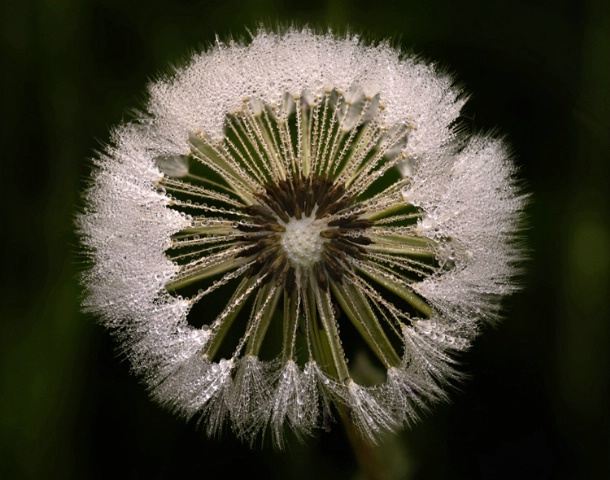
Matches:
[[78, 28, 526, 446]]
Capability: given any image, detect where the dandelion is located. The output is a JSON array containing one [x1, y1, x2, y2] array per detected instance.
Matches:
[[78, 28, 526, 446]]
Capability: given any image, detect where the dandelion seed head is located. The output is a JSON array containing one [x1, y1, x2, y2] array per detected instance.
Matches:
[[78, 27, 527, 446]]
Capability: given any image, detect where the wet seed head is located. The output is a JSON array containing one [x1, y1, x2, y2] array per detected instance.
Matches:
[[78, 29, 527, 447]]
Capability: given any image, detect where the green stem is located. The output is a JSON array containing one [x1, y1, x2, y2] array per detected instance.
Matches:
[[338, 406, 391, 480]]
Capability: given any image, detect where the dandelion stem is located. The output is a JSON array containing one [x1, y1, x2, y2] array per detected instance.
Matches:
[[338, 405, 391, 480]]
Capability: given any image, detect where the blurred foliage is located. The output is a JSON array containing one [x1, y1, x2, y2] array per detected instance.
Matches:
[[1, 0, 608, 478]]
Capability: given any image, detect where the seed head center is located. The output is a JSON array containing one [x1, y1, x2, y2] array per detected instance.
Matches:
[[281, 214, 327, 268]]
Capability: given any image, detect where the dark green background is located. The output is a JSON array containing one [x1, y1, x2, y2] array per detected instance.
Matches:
[[1, 0, 608, 478]]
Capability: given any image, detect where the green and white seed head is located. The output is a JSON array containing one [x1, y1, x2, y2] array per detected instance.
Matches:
[[78, 27, 527, 447]]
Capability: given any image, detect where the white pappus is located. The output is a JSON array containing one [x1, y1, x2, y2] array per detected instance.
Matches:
[[78, 28, 527, 447]]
